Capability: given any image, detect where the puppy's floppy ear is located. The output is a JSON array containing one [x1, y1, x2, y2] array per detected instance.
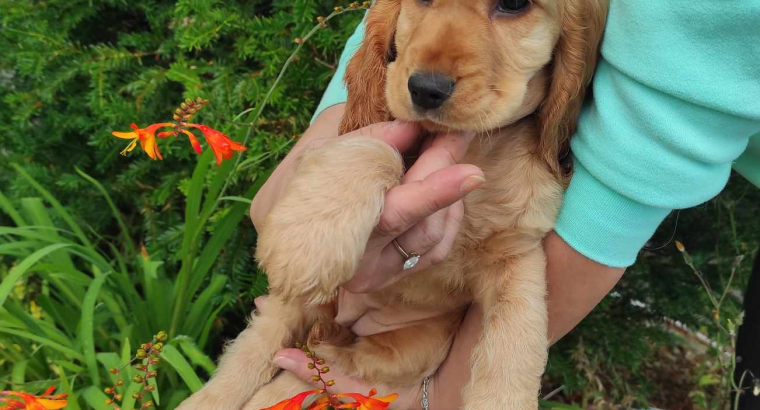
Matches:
[[338, 0, 401, 134], [538, 0, 608, 182]]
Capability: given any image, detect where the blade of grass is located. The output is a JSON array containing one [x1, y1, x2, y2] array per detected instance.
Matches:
[[20, 197, 76, 271], [75, 167, 136, 256], [184, 274, 227, 338], [175, 336, 216, 375], [0, 327, 83, 360], [11, 360, 28, 384], [160, 344, 204, 393], [81, 274, 108, 387], [81, 386, 114, 410], [57, 365, 83, 410], [11, 164, 94, 249], [0, 190, 27, 226], [0, 243, 71, 307]]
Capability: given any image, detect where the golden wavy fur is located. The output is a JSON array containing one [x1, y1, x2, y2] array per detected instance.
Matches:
[[178, 0, 608, 409]]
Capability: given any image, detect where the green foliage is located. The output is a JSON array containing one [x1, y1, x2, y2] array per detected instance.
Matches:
[[0, 165, 241, 406], [0, 0, 362, 304]]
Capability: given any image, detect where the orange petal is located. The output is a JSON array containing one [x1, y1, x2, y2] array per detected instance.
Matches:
[[258, 390, 323, 410], [112, 131, 138, 139], [180, 129, 202, 154], [36, 398, 68, 410]]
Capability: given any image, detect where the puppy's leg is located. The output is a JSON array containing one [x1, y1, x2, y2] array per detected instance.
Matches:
[[176, 298, 326, 410], [241, 372, 314, 410], [462, 249, 548, 410], [256, 136, 404, 305], [309, 313, 463, 387]]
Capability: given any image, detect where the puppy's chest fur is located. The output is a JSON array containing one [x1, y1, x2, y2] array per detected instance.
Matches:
[[382, 118, 564, 311]]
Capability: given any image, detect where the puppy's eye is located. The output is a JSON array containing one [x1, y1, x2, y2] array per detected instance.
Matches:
[[495, 0, 530, 14]]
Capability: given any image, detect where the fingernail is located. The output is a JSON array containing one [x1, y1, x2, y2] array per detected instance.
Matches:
[[463, 131, 477, 142], [273, 356, 297, 370], [460, 175, 485, 193], [389, 119, 402, 129]]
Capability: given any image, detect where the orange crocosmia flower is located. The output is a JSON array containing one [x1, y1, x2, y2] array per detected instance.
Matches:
[[187, 124, 246, 166], [112, 122, 174, 160], [1, 386, 68, 410], [334, 389, 398, 410], [258, 389, 323, 410]]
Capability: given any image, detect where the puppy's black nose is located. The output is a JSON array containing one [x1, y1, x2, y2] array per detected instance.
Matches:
[[408, 72, 455, 110]]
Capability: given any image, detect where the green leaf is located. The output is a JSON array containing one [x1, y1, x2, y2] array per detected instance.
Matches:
[[81, 386, 115, 410], [11, 164, 94, 249], [75, 166, 136, 255], [81, 274, 108, 387], [160, 344, 204, 393], [12, 360, 28, 384], [176, 336, 216, 375], [699, 374, 720, 386], [57, 366, 83, 410], [0, 243, 72, 308], [0, 326, 83, 360], [0, 190, 27, 226], [166, 62, 202, 91]]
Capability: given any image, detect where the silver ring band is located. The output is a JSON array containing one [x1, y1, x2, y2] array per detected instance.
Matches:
[[392, 238, 421, 270], [421, 376, 430, 410]]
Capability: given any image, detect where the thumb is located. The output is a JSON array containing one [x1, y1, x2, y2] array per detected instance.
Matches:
[[349, 120, 421, 154], [273, 348, 374, 395]]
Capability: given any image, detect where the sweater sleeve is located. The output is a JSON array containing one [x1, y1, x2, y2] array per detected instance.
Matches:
[[554, 0, 760, 267], [310, 20, 365, 124]]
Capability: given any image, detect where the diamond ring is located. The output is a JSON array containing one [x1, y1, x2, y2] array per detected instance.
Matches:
[[392, 239, 421, 270]]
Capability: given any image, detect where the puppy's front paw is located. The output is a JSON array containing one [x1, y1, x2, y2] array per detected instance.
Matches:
[[256, 136, 404, 305]]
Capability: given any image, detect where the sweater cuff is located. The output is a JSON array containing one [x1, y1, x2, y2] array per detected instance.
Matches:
[[554, 161, 672, 268]]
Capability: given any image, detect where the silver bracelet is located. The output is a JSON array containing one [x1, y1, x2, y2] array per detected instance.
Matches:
[[421, 376, 430, 410]]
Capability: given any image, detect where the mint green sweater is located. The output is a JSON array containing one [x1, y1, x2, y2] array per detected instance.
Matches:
[[313, 1, 760, 267]]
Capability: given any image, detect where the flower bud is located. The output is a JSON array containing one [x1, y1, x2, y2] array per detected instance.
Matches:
[[116, 380, 125, 387], [132, 392, 142, 399], [132, 375, 144, 383], [104, 387, 114, 394], [109, 367, 120, 375], [311, 375, 321, 382], [320, 367, 330, 373], [136, 349, 147, 359]]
